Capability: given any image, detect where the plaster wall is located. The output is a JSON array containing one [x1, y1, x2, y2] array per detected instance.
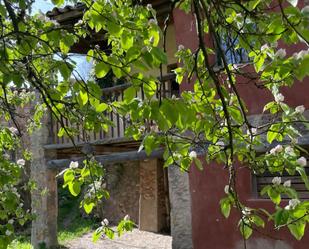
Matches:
[[172, 4, 309, 249]]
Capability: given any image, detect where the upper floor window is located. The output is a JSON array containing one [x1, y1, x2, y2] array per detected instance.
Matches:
[[216, 33, 249, 66]]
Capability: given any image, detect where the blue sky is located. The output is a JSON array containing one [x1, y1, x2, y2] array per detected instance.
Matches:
[[32, 0, 54, 14], [32, 0, 93, 80]]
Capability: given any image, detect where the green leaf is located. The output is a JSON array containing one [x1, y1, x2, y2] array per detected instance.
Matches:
[[251, 215, 265, 228], [254, 53, 266, 72], [274, 209, 289, 226], [106, 20, 122, 36], [57, 127, 64, 137], [268, 187, 281, 205], [248, 0, 261, 10], [220, 198, 231, 218], [296, 167, 309, 190], [151, 47, 167, 65], [121, 33, 134, 50], [83, 201, 95, 214], [288, 221, 305, 240], [96, 103, 108, 113], [95, 62, 110, 78], [58, 62, 72, 80], [104, 227, 115, 239], [51, 0, 65, 6], [68, 181, 81, 197], [144, 134, 156, 156], [79, 91, 88, 106], [267, 131, 277, 144], [149, 27, 160, 47], [123, 87, 136, 103], [92, 228, 102, 242], [63, 170, 74, 184], [295, 55, 309, 80], [239, 220, 253, 239], [143, 80, 157, 98], [193, 158, 203, 170]]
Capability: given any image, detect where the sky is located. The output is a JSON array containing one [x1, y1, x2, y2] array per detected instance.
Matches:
[[32, 0, 54, 14], [31, 0, 93, 80]]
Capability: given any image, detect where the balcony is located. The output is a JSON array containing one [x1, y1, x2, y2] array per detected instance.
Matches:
[[46, 73, 178, 153]]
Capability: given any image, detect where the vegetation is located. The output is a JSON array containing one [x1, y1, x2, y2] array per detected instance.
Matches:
[[0, 0, 309, 248], [8, 185, 95, 249]]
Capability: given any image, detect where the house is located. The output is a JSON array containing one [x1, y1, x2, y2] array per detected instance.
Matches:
[[29, 1, 309, 249]]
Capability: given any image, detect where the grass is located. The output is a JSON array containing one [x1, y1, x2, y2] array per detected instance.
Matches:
[[8, 185, 96, 249]]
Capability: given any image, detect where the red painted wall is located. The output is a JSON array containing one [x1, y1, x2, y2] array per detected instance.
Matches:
[[172, 5, 309, 249]]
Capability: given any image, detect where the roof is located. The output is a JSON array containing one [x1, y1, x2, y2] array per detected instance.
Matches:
[[46, 2, 85, 24], [45, 1, 172, 54], [46, 0, 172, 24]]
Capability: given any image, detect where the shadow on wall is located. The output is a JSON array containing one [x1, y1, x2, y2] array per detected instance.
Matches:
[[235, 238, 292, 249]]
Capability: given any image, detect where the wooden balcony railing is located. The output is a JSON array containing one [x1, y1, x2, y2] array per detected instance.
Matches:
[[50, 73, 178, 146]]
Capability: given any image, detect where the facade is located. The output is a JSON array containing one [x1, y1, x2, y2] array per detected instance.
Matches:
[[171, 3, 309, 249], [29, 1, 309, 249]]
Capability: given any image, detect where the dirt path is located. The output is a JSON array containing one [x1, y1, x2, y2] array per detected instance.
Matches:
[[65, 229, 172, 249]]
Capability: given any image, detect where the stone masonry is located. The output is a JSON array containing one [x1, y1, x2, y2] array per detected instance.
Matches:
[[168, 165, 193, 249], [30, 109, 58, 249]]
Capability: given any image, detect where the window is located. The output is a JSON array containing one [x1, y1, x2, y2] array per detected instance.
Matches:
[[254, 155, 309, 199], [216, 33, 249, 66]]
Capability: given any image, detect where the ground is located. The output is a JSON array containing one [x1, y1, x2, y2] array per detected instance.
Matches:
[[65, 229, 172, 249]]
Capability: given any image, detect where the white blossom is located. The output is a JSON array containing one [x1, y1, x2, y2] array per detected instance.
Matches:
[[148, 19, 157, 26], [242, 207, 251, 216], [302, 6, 309, 15], [76, 19, 84, 26], [146, 4, 152, 10], [295, 105, 305, 114], [296, 156, 307, 167], [285, 199, 300, 210], [247, 127, 257, 135], [270, 145, 283, 154], [189, 151, 197, 159], [283, 180, 291, 188], [17, 159, 25, 166], [149, 36, 154, 44], [8, 127, 18, 134], [274, 93, 284, 102], [124, 214, 130, 221], [178, 44, 185, 51], [94, 44, 100, 50], [251, 128, 257, 134], [5, 230, 12, 236], [261, 44, 269, 51], [293, 50, 309, 60], [272, 176, 281, 185], [275, 48, 286, 59], [215, 141, 225, 147], [285, 146, 294, 156], [69, 161, 79, 169], [101, 218, 109, 226], [224, 185, 229, 194]]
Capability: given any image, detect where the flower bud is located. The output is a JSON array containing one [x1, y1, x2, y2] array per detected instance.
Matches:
[[296, 157, 307, 167]]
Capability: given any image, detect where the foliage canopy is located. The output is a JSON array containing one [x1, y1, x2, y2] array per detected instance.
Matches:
[[0, 0, 309, 248]]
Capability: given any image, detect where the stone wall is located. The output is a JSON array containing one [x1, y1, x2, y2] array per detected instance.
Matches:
[[168, 165, 193, 249], [101, 161, 140, 224]]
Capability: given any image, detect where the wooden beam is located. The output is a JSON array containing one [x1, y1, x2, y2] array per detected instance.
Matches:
[[43, 137, 141, 150], [47, 148, 164, 171]]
